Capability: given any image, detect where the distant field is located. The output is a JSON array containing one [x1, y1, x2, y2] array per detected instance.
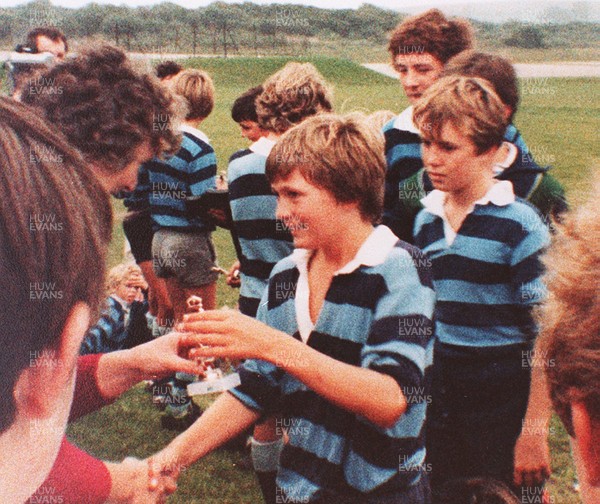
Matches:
[[80, 56, 598, 503]]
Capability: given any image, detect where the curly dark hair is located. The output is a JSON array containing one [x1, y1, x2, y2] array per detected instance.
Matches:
[[22, 45, 181, 174], [388, 9, 474, 64]]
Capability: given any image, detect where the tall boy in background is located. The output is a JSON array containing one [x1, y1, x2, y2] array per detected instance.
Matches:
[[387, 51, 567, 243]]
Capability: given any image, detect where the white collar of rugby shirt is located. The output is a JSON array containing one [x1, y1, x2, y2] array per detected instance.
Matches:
[[180, 124, 210, 144], [290, 225, 398, 343], [249, 136, 276, 157], [421, 180, 516, 245], [393, 105, 420, 135]]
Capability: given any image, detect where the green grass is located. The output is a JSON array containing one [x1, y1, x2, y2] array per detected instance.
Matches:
[[71, 56, 598, 503]]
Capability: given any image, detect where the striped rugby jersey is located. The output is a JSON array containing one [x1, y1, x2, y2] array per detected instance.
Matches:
[[414, 183, 550, 348], [382, 107, 530, 229], [147, 125, 216, 231], [230, 225, 436, 500], [228, 137, 293, 304], [123, 163, 151, 212]]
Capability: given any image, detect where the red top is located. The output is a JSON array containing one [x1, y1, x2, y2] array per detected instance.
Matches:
[[27, 354, 113, 504]]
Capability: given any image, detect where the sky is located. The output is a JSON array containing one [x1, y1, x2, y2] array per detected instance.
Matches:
[[0, 0, 559, 10]]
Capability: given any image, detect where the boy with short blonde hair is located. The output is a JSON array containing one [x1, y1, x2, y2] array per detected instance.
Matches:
[[81, 263, 148, 355], [412, 76, 552, 498], [172, 69, 215, 122]]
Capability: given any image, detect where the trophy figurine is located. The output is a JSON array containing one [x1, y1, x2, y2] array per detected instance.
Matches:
[[185, 295, 241, 395]]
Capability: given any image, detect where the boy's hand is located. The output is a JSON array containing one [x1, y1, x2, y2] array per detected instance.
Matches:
[[226, 261, 241, 288], [177, 309, 283, 361], [513, 431, 551, 487]]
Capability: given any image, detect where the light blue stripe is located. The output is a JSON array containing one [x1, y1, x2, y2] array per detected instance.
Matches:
[[230, 195, 277, 221], [435, 321, 530, 346]]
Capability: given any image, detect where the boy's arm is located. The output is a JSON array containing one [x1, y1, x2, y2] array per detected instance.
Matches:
[[511, 216, 552, 486], [150, 392, 260, 472], [179, 250, 435, 429]]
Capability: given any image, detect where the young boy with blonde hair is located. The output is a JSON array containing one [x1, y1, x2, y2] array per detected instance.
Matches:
[[411, 76, 552, 499], [80, 263, 148, 354], [226, 61, 333, 503], [153, 113, 435, 503]]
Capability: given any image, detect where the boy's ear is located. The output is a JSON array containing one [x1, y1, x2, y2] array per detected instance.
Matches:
[[13, 303, 90, 420], [572, 401, 600, 486]]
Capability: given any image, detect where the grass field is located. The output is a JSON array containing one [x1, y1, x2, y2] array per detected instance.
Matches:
[[74, 56, 599, 503]]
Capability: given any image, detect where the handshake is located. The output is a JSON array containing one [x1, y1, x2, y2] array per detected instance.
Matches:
[[107, 455, 184, 503]]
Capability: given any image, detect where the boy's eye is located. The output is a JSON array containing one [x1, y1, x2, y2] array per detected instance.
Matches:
[[440, 143, 457, 152], [422, 140, 432, 147]]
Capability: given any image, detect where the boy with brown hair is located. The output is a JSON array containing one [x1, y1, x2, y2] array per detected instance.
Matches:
[[387, 51, 567, 243], [383, 8, 474, 216], [152, 113, 435, 503], [149, 68, 218, 320], [411, 76, 552, 499], [225, 61, 333, 503]]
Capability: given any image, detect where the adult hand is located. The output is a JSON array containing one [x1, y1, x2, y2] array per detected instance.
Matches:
[[106, 457, 177, 503], [177, 309, 284, 361], [226, 261, 241, 288], [513, 431, 552, 487], [125, 331, 204, 380]]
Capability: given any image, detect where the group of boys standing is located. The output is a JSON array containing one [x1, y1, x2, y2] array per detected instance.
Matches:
[[2, 7, 596, 504]]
